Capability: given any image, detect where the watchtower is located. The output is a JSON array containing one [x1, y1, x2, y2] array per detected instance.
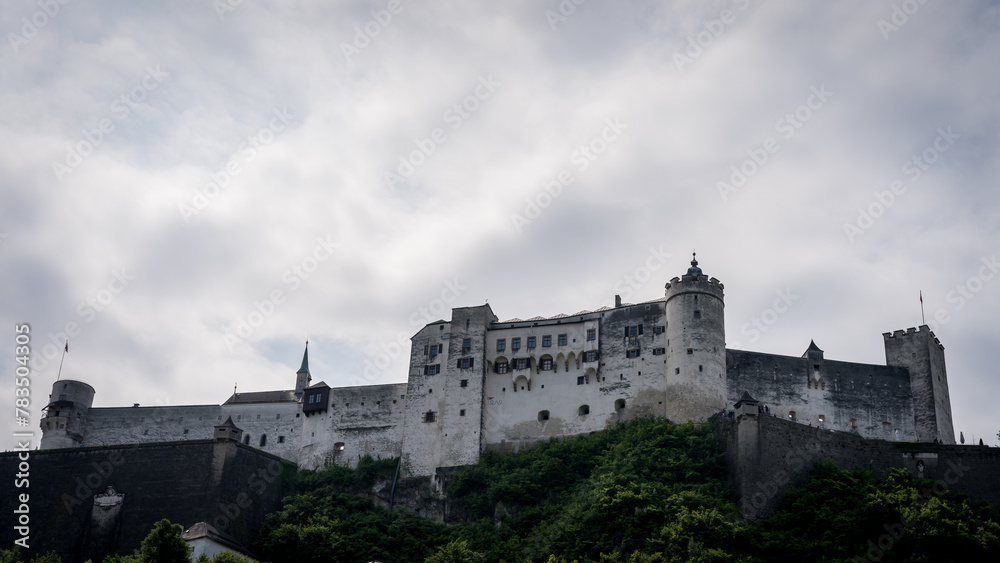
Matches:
[[883, 326, 955, 444], [664, 254, 727, 422], [39, 380, 95, 449]]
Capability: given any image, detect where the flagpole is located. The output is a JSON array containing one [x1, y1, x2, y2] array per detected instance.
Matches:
[[920, 291, 925, 326], [56, 340, 68, 381]]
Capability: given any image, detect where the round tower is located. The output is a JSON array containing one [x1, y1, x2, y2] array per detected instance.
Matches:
[[39, 380, 95, 449], [664, 254, 727, 422]]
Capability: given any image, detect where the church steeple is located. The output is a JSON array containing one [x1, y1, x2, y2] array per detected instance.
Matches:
[[294, 341, 312, 398]]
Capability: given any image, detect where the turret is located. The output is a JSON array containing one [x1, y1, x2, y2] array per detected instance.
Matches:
[[294, 342, 311, 399], [664, 254, 727, 422], [883, 326, 955, 444], [40, 380, 95, 449]]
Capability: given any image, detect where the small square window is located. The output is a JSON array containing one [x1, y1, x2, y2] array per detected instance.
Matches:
[[558, 334, 567, 346], [278, 436, 285, 443], [512, 337, 521, 351], [497, 339, 506, 352], [542, 335, 552, 347], [687, 348, 693, 355], [577, 376, 585, 385], [460, 409, 466, 416], [460, 379, 469, 388], [527, 336, 536, 348], [462, 338, 471, 350], [694, 310, 701, 319]]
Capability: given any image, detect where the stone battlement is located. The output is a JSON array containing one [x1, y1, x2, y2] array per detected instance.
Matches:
[[883, 325, 944, 349]]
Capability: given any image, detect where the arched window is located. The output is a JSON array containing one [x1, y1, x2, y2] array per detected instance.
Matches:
[[243, 434, 250, 445], [614, 399, 626, 411], [538, 410, 550, 422], [334, 442, 345, 452], [578, 405, 590, 416], [259, 434, 267, 447]]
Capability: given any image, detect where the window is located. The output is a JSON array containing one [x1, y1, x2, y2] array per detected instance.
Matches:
[[626, 325, 642, 337], [497, 339, 506, 352], [495, 361, 509, 374], [59, 394, 67, 400], [278, 436, 285, 443], [424, 364, 440, 375], [237, 415, 241, 421], [276, 414, 281, 420], [429, 344, 440, 358], [882, 421, 892, 431], [584, 350, 597, 362], [243, 435, 250, 445], [652, 347, 665, 356], [460, 409, 466, 416], [626, 349, 640, 359], [587, 329, 596, 341], [540, 358, 553, 370], [788, 411, 797, 420], [817, 414, 826, 423], [526, 336, 535, 349], [850, 419, 857, 428], [460, 379, 469, 388], [675, 368, 680, 374], [423, 411, 437, 423], [558, 334, 567, 346], [538, 410, 550, 422], [577, 376, 585, 385], [457, 357, 474, 369], [578, 405, 590, 415], [654, 325, 665, 335], [614, 399, 626, 410], [542, 335, 551, 347], [308, 395, 314, 404], [512, 337, 521, 351], [334, 442, 345, 451], [694, 310, 701, 319], [513, 358, 529, 370], [260, 434, 267, 447], [687, 348, 693, 355], [698, 365, 703, 372], [183, 429, 189, 434], [462, 338, 471, 351]]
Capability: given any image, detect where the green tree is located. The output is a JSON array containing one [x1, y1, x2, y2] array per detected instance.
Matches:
[[135, 519, 191, 563], [425, 540, 485, 563]]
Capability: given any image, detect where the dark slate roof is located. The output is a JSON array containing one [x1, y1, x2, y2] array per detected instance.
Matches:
[[223, 390, 297, 405], [306, 381, 330, 389], [182, 522, 256, 559], [298, 342, 309, 373], [734, 391, 759, 408], [214, 416, 239, 429], [805, 339, 823, 353]]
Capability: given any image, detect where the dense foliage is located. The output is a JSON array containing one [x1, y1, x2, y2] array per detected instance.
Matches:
[[8, 418, 999, 562]]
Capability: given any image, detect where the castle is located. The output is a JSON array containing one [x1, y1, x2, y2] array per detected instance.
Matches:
[[40, 256, 956, 478]]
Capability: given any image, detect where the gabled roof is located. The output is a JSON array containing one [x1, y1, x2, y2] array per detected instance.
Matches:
[[182, 522, 256, 559], [306, 381, 329, 390], [223, 390, 297, 405]]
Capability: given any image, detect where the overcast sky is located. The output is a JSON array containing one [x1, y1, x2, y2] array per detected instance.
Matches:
[[2, 0, 998, 448]]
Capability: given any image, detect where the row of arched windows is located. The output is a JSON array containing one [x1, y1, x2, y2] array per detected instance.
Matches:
[[536, 400, 626, 422]]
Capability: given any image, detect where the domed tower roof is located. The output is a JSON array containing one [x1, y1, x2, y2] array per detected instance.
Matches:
[[687, 252, 703, 277]]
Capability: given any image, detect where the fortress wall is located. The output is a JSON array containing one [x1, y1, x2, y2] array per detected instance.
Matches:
[[726, 350, 917, 440], [299, 383, 407, 469], [82, 402, 303, 462], [0, 440, 293, 563], [714, 413, 1000, 521]]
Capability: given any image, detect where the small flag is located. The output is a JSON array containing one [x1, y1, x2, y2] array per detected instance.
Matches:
[[65, 341, 69, 353], [919, 291, 923, 304]]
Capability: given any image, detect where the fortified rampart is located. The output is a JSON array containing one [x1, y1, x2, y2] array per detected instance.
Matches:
[[0, 439, 294, 563], [714, 411, 1000, 521]]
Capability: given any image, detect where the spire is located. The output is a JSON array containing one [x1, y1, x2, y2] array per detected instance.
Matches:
[[687, 251, 703, 276], [298, 340, 309, 374]]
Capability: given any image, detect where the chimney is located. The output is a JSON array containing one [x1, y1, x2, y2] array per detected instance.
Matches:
[[615, 294, 622, 308]]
